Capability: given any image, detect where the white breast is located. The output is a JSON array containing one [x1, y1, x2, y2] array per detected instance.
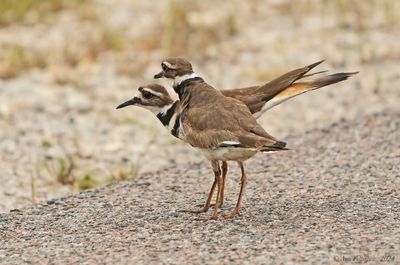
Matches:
[[199, 147, 257, 162]]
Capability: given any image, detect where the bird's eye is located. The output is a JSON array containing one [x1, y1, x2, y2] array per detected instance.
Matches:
[[162, 63, 168, 71], [142, 91, 153, 99]]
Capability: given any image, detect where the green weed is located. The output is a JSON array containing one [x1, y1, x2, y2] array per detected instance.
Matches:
[[78, 173, 98, 190]]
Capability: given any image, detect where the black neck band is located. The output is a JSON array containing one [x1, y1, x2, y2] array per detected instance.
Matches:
[[174, 77, 204, 100], [156, 101, 178, 126]]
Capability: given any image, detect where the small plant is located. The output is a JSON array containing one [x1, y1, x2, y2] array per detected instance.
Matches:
[[44, 156, 75, 185], [78, 173, 98, 190], [43, 138, 75, 186]]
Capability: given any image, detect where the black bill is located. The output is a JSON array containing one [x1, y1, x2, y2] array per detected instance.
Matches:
[[154, 71, 164, 79], [116, 97, 141, 109]]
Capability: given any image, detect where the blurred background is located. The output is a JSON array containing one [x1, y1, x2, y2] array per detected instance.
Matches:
[[0, 0, 399, 212]]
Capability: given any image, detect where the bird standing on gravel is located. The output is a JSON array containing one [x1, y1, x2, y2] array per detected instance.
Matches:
[[117, 58, 357, 220], [151, 58, 290, 220]]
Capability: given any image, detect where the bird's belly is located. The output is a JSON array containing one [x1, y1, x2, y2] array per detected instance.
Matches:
[[199, 147, 257, 161]]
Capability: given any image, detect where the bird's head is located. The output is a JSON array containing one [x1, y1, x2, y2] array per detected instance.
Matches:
[[153, 57, 196, 81], [116, 84, 174, 114]]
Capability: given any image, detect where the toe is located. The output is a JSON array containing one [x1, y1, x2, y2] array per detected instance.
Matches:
[[223, 210, 240, 219]]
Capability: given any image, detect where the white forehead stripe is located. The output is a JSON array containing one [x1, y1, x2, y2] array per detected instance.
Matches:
[[142, 87, 164, 98], [163, 61, 176, 69]]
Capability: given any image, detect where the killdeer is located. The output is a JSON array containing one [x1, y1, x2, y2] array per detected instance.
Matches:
[[117, 60, 357, 220], [151, 58, 295, 220]]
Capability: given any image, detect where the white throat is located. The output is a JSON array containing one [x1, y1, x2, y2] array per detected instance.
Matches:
[[173, 73, 200, 87], [143, 105, 163, 115], [144, 102, 175, 115]]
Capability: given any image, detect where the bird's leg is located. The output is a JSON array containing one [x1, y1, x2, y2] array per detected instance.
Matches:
[[219, 161, 228, 207], [224, 162, 248, 219], [180, 178, 216, 213], [210, 161, 228, 208], [197, 160, 222, 221], [194, 161, 228, 211], [180, 161, 221, 213]]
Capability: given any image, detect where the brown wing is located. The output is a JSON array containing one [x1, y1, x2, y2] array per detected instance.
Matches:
[[181, 82, 279, 149], [221, 60, 325, 113]]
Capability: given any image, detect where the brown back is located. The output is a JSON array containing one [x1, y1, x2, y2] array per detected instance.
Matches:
[[180, 81, 278, 149]]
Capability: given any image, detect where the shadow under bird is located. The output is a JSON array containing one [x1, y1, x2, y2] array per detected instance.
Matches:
[[117, 58, 357, 220]]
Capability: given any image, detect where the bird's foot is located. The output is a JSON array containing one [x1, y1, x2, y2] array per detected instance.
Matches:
[[178, 207, 209, 214], [223, 209, 240, 219], [196, 214, 218, 221]]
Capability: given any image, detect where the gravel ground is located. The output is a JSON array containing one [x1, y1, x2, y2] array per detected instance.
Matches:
[[1, 110, 399, 264], [1, 0, 400, 212]]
